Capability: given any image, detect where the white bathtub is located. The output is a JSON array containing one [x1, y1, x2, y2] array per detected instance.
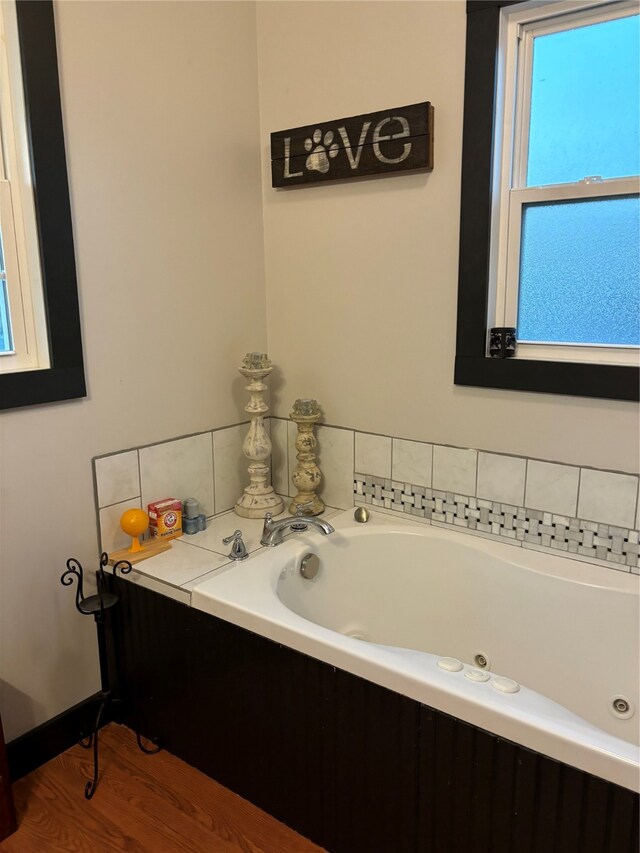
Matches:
[[191, 508, 640, 792]]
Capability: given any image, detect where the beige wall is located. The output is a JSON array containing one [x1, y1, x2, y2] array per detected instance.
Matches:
[[257, 1, 639, 474], [0, 1, 265, 741]]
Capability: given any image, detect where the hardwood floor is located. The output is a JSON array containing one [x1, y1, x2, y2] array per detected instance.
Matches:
[[0, 724, 327, 852]]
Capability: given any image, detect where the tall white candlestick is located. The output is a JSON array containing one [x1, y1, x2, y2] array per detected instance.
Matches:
[[235, 352, 283, 519]]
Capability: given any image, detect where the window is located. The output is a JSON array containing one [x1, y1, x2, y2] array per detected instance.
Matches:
[[455, 0, 639, 401], [0, 0, 48, 374], [0, 1, 85, 410]]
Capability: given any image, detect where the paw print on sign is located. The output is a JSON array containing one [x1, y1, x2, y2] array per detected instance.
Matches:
[[304, 129, 339, 174]]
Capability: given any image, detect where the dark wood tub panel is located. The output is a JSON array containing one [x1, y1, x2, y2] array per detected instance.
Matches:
[[109, 577, 639, 853]]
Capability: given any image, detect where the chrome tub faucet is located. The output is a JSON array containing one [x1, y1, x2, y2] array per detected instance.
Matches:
[[260, 505, 335, 547]]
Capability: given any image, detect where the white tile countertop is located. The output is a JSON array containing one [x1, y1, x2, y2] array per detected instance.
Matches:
[[105, 503, 340, 605]]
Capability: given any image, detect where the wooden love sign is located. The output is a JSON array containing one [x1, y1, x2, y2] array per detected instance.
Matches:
[[271, 102, 434, 188]]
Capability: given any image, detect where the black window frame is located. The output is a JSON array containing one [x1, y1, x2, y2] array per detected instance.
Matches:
[[454, 0, 639, 402], [0, 0, 85, 411]]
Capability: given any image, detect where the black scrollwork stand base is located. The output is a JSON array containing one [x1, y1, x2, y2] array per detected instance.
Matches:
[[61, 553, 161, 799]]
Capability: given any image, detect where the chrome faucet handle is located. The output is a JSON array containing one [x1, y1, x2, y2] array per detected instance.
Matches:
[[262, 512, 274, 533], [260, 513, 279, 547], [222, 530, 248, 561], [291, 501, 313, 531], [294, 501, 314, 517]]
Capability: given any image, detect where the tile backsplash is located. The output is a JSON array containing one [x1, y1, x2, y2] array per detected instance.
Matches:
[[94, 423, 247, 554], [353, 475, 639, 570], [269, 419, 639, 575], [139, 432, 215, 518], [93, 418, 639, 574]]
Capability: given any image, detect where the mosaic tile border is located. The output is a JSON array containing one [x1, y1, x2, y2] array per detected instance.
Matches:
[[354, 474, 640, 573]]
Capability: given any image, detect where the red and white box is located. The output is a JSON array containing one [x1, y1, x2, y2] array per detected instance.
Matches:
[[148, 498, 183, 540]]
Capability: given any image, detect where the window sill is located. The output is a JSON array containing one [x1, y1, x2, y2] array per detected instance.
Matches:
[[454, 355, 639, 401], [0, 365, 86, 411]]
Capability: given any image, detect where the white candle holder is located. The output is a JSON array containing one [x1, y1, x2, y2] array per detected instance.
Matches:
[[235, 353, 284, 519], [289, 398, 324, 516]]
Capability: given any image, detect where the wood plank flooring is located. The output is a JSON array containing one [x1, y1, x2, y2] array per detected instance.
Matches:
[[0, 723, 327, 852]]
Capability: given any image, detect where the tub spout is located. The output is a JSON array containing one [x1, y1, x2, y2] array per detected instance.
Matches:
[[260, 512, 335, 547]]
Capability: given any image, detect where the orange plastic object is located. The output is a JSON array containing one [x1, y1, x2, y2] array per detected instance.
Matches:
[[120, 508, 149, 553]]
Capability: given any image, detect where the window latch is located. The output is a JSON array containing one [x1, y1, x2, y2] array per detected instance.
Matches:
[[581, 175, 603, 184]]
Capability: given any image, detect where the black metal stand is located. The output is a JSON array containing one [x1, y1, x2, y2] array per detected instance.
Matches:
[[61, 553, 161, 799]]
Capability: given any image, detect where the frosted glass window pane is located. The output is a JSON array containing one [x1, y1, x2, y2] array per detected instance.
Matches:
[[518, 196, 640, 345], [0, 281, 12, 354], [0, 231, 11, 353], [527, 15, 640, 186]]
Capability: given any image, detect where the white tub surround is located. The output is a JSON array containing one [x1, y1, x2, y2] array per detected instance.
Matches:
[[94, 420, 639, 573], [94, 424, 251, 555], [269, 420, 640, 574], [191, 509, 640, 792]]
